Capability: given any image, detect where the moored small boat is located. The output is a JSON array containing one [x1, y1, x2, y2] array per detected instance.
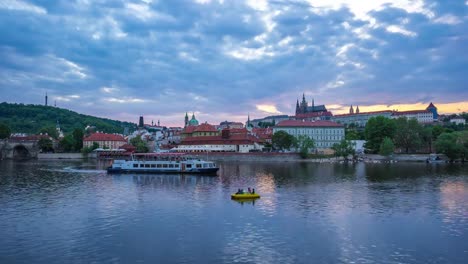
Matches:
[[231, 193, 260, 199]]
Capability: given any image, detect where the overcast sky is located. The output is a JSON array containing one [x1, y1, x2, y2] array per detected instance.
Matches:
[[1, 0, 467, 126]]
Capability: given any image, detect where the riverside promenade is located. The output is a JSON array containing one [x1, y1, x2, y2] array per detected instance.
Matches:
[[37, 152, 441, 163]]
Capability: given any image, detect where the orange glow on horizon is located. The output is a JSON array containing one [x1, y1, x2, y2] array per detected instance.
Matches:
[[333, 101, 468, 115]]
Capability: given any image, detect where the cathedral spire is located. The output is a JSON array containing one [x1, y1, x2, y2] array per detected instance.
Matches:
[[295, 99, 300, 115], [356, 105, 360, 114], [349, 105, 354, 114]]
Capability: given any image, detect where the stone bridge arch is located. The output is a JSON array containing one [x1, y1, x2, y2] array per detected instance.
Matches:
[[0, 140, 39, 159], [13, 144, 32, 160]]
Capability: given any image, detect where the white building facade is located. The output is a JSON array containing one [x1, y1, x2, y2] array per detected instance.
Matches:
[[391, 110, 434, 123], [273, 120, 345, 149]]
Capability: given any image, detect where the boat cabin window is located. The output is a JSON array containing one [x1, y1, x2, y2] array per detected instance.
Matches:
[[145, 164, 150, 168], [133, 164, 138, 168], [196, 164, 202, 168], [163, 164, 168, 168], [203, 163, 208, 168], [186, 164, 192, 168], [169, 164, 174, 168], [151, 164, 156, 168], [175, 164, 179, 168], [140, 164, 144, 168], [157, 164, 162, 168]]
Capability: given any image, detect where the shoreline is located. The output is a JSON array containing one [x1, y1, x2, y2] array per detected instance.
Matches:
[[32, 152, 457, 163]]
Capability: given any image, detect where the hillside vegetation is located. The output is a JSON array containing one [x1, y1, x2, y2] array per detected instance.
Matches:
[[0, 102, 135, 134]]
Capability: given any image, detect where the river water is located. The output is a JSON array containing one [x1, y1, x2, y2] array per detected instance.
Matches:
[[0, 160, 467, 264]]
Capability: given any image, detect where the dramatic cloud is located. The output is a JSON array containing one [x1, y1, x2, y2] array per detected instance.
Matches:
[[0, 0, 467, 126]]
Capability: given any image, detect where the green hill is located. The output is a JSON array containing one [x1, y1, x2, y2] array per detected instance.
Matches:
[[0, 102, 136, 135]]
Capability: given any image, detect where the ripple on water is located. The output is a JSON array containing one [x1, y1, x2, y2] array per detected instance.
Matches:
[[1, 161, 468, 263]]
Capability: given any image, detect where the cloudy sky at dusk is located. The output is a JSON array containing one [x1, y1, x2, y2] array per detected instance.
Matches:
[[1, 0, 467, 126]]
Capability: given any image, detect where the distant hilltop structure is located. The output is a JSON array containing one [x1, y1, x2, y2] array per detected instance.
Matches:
[[331, 102, 439, 127], [295, 93, 328, 115], [294, 93, 333, 121]]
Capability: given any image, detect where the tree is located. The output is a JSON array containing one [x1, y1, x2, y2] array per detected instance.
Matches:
[[345, 123, 364, 140], [272, 131, 296, 151], [39, 126, 59, 139], [456, 131, 468, 162], [92, 142, 99, 150], [435, 133, 460, 161], [393, 117, 422, 153], [38, 137, 54, 152], [379, 137, 395, 156], [130, 136, 149, 153], [59, 135, 75, 152], [364, 116, 396, 153], [0, 123, 11, 139], [332, 139, 356, 161], [81, 142, 100, 154], [296, 135, 315, 158], [72, 128, 84, 151], [421, 126, 434, 153]]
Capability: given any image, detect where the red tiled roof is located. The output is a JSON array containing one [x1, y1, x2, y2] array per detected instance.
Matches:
[[84, 133, 126, 142], [275, 120, 343, 127], [252, 127, 272, 135], [295, 111, 333, 118], [119, 144, 136, 151], [182, 126, 197, 134], [228, 128, 248, 135], [181, 134, 260, 145], [194, 123, 217, 132], [333, 110, 393, 117]]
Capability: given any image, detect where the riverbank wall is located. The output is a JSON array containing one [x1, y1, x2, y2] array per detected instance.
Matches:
[[35, 152, 443, 163], [188, 152, 302, 162], [37, 153, 96, 159]]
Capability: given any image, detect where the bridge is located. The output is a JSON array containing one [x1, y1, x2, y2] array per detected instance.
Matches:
[[0, 139, 40, 160]]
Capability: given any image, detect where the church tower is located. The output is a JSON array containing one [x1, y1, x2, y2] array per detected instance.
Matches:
[[300, 93, 308, 114], [356, 105, 360, 114], [184, 112, 189, 127], [138, 116, 144, 128], [349, 105, 354, 114], [295, 99, 300, 115], [426, 102, 438, 120], [45, 92, 48, 106], [312, 98, 315, 112]]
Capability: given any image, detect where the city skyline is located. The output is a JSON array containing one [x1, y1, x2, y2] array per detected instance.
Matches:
[[1, 0, 467, 126]]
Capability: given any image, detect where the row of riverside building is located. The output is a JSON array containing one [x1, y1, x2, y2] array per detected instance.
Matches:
[[81, 94, 445, 154]]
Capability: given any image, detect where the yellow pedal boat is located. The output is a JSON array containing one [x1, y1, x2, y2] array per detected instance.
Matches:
[[231, 193, 260, 199]]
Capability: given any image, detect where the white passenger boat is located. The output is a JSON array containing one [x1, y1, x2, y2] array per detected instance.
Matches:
[[107, 153, 219, 174]]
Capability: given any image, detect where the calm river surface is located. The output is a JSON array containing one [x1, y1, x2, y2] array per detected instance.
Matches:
[[0, 160, 467, 264]]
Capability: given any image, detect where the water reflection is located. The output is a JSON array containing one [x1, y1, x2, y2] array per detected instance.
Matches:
[[0, 160, 467, 264], [440, 181, 468, 237]]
